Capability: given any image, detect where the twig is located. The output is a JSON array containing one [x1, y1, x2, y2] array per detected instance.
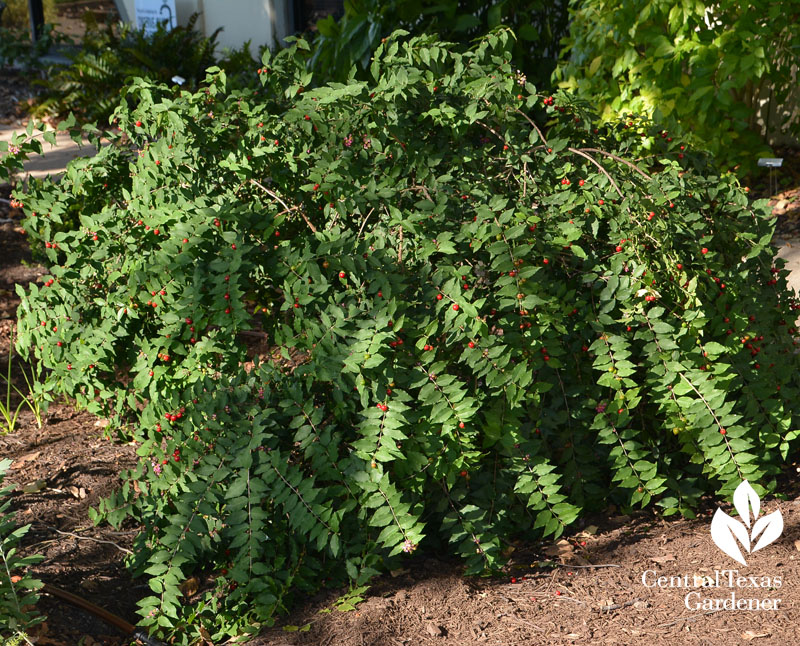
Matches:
[[250, 179, 316, 233], [398, 226, 404, 265], [657, 608, 722, 628], [577, 148, 653, 180], [551, 563, 621, 569], [42, 526, 133, 555], [598, 597, 640, 612], [567, 147, 624, 198], [551, 595, 585, 605], [357, 207, 374, 238], [511, 106, 548, 148]]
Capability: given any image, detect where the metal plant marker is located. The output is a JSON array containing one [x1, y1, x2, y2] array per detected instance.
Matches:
[[758, 157, 783, 200]]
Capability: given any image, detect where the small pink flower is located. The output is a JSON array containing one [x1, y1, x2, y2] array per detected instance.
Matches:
[[595, 403, 606, 413], [8, 145, 20, 155], [402, 539, 417, 553], [343, 134, 353, 148]]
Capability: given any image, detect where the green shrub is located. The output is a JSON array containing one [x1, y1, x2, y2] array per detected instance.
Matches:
[[0, 459, 44, 643], [5, 29, 800, 642], [554, 1, 800, 176], [307, 0, 570, 87]]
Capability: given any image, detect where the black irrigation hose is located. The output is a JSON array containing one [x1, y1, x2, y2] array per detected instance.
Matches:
[[42, 583, 166, 646]]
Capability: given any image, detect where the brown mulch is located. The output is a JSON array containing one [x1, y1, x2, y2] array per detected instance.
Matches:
[[0, 72, 35, 124], [4, 72, 800, 645]]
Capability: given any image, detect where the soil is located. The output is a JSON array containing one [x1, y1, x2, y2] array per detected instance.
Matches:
[[3, 69, 800, 645]]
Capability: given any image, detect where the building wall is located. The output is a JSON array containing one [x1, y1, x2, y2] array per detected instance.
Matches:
[[114, 0, 292, 55]]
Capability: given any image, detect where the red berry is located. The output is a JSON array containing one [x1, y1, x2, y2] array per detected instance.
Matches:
[[339, 271, 346, 278], [701, 247, 708, 254], [468, 341, 475, 349], [598, 199, 604, 206], [436, 294, 443, 300], [135, 120, 142, 127], [452, 304, 459, 311]]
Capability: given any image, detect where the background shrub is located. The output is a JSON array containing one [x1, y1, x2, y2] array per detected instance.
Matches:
[[0, 0, 57, 29], [307, 0, 570, 87], [554, 0, 800, 176], [28, 13, 260, 124], [6, 29, 800, 642]]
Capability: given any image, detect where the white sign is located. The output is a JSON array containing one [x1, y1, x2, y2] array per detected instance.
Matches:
[[135, 0, 177, 35]]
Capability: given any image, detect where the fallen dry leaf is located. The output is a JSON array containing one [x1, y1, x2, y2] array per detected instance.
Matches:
[[794, 539, 800, 552], [93, 418, 109, 428], [501, 544, 516, 557], [742, 630, 771, 641], [544, 539, 574, 558], [12, 451, 40, 469], [425, 623, 445, 637], [650, 554, 676, 564], [180, 576, 199, 597]]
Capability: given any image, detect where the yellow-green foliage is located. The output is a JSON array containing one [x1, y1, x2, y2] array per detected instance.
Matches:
[[0, 0, 57, 30]]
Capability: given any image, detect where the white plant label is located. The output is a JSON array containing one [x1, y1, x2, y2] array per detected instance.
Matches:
[[135, 0, 177, 35]]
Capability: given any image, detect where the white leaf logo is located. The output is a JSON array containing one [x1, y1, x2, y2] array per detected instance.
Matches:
[[710, 480, 783, 565], [733, 479, 760, 527]]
